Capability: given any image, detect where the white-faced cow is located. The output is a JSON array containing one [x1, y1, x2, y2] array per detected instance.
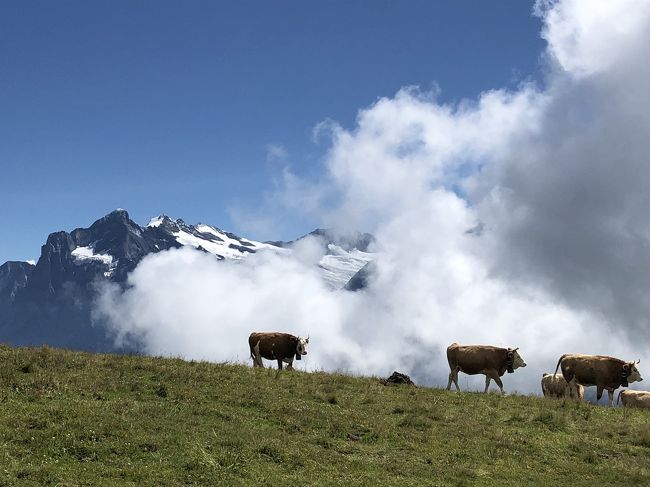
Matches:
[[617, 389, 650, 409], [541, 373, 584, 400], [446, 343, 527, 394], [554, 354, 643, 406], [249, 332, 309, 370]]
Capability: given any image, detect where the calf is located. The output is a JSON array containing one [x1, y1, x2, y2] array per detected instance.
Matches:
[[554, 354, 642, 406], [541, 373, 584, 400], [446, 343, 527, 394], [249, 332, 309, 370], [617, 389, 650, 409]]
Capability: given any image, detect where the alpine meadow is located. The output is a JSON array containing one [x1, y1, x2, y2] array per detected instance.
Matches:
[[2, 0, 650, 485]]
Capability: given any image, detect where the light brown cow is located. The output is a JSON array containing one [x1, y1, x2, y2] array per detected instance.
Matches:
[[554, 354, 643, 406], [617, 389, 650, 408], [446, 343, 527, 394], [541, 373, 584, 400], [249, 332, 309, 370]]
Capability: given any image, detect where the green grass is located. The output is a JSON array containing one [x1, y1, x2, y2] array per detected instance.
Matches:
[[0, 344, 648, 486]]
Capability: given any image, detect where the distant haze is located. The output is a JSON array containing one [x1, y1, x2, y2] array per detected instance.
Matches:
[[95, 0, 650, 394]]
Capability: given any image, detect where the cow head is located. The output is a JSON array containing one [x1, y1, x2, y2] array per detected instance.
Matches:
[[506, 347, 527, 373], [295, 336, 309, 360], [622, 360, 642, 385]]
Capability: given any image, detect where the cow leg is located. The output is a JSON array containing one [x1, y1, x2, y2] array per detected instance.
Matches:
[[286, 358, 294, 371], [449, 368, 461, 391], [484, 375, 491, 393], [494, 376, 505, 394], [596, 385, 604, 402], [607, 388, 614, 407], [252, 341, 263, 368], [568, 378, 580, 401], [277, 358, 283, 370], [447, 368, 460, 391], [485, 371, 504, 394], [252, 352, 263, 368]]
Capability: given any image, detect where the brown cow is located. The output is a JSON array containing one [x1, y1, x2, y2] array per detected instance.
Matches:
[[554, 354, 643, 406], [446, 343, 527, 394], [617, 389, 650, 409], [249, 332, 309, 370], [541, 373, 584, 400]]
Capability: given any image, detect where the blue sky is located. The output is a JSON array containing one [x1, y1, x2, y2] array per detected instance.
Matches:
[[0, 1, 544, 263]]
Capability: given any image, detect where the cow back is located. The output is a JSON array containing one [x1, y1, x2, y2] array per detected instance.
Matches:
[[561, 354, 627, 388], [249, 332, 298, 361], [541, 373, 576, 398], [448, 344, 509, 375]]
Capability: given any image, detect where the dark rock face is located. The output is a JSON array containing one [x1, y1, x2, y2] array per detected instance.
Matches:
[[344, 261, 376, 291], [273, 228, 375, 253], [0, 261, 34, 302], [0, 210, 201, 351]]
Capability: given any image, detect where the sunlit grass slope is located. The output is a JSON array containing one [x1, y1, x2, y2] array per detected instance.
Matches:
[[0, 345, 648, 486]]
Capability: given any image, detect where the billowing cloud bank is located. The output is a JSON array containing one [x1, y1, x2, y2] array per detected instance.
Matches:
[[96, 0, 650, 393]]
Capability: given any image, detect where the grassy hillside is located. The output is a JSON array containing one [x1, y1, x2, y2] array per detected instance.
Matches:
[[0, 345, 648, 486]]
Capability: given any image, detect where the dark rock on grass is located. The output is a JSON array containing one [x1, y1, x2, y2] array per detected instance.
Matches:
[[381, 371, 415, 386]]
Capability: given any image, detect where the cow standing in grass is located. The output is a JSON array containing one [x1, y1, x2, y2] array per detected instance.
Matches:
[[617, 389, 650, 408], [541, 373, 584, 400], [249, 332, 309, 370], [554, 354, 643, 406], [446, 343, 527, 394]]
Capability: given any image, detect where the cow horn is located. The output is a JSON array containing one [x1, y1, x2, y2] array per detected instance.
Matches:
[[637, 359, 641, 364], [513, 347, 519, 352]]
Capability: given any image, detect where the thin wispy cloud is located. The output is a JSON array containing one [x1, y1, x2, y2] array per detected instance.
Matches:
[[265, 144, 288, 163]]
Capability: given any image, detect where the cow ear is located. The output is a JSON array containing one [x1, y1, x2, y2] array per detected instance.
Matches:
[[622, 364, 630, 377]]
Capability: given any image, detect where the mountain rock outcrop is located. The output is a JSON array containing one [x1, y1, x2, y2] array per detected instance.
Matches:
[[0, 209, 374, 351]]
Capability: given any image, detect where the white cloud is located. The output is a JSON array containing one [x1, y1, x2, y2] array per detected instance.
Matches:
[[536, 0, 650, 77], [96, 0, 650, 394]]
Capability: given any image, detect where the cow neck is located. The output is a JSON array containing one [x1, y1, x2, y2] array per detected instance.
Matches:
[[505, 352, 514, 374]]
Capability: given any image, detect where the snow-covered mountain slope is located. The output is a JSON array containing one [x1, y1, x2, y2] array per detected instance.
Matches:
[[145, 215, 374, 288], [0, 209, 375, 352], [319, 245, 375, 289], [146, 215, 284, 260]]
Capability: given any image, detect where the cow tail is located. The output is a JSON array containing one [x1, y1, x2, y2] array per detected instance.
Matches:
[[554, 354, 566, 376]]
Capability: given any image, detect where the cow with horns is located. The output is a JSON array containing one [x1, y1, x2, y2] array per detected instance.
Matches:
[[554, 354, 643, 406], [446, 343, 527, 394], [248, 332, 309, 370]]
